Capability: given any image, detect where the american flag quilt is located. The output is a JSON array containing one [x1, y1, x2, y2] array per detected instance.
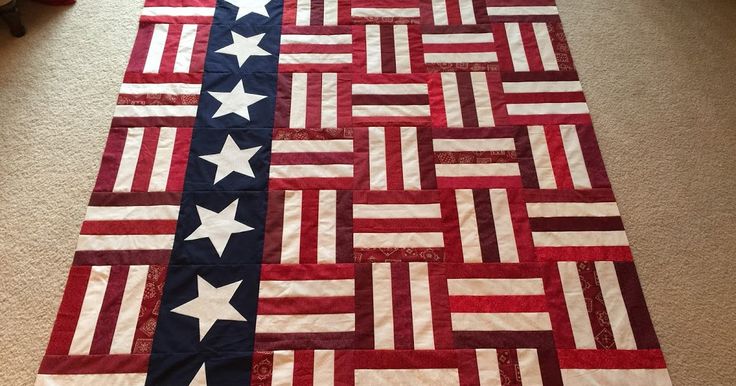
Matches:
[[35, 0, 673, 385]]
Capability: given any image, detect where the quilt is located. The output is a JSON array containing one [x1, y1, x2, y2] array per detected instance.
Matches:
[[35, 0, 673, 385]]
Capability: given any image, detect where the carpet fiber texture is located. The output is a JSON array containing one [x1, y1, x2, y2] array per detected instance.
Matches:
[[0, 0, 734, 384]]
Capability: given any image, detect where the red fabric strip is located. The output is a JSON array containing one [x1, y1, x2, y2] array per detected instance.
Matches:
[[93, 127, 128, 192], [557, 349, 667, 369], [89, 266, 129, 355], [130, 127, 161, 192], [45, 266, 92, 355], [258, 296, 355, 315]]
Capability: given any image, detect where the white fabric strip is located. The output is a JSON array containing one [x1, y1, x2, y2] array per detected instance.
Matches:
[[280, 190, 302, 264], [409, 263, 435, 349], [400, 127, 422, 190], [109, 265, 149, 354], [503, 80, 583, 93], [365, 24, 382, 74], [471, 72, 495, 126], [272, 139, 353, 153], [351, 7, 420, 18], [433, 138, 515, 152], [313, 350, 335, 386], [76, 235, 175, 251], [355, 369, 460, 386], [526, 202, 621, 218], [259, 279, 355, 298], [321, 73, 338, 127], [85, 205, 179, 221], [451, 312, 552, 331], [394, 25, 411, 73], [490, 189, 519, 263], [289, 73, 308, 128], [256, 313, 355, 333], [441, 72, 463, 127], [504, 23, 529, 72], [532, 230, 629, 247], [35, 374, 147, 386], [476, 349, 501, 385], [352, 105, 431, 117], [354, 233, 445, 248], [527, 125, 557, 189], [271, 350, 295, 386], [558, 262, 596, 348], [147, 127, 177, 191], [458, 0, 476, 24], [352, 83, 427, 95], [560, 125, 593, 188], [425, 52, 498, 63], [368, 127, 388, 190], [113, 127, 144, 192], [454, 190, 483, 263], [119, 83, 201, 95], [143, 24, 169, 74], [372, 264, 395, 349], [270, 165, 354, 178], [431, 0, 448, 25], [295, 0, 311, 26], [280, 53, 353, 64], [517, 349, 544, 385], [506, 102, 590, 115], [323, 0, 338, 25], [533, 22, 559, 71], [595, 261, 637, 349], [317, 190, 338, 264], [281, 34, 352, 45], [69, 266, 111, 355], [434, 163, 520, 177], [113, 105, 199, 117], [422, 33, 493, 44], [487, 6, 559, 16], [173, 24, 198, 73], [448, 278, 545, 296], [560, 369, 673, 386], [140, 6, 215, 17], [353, 203, 442, 219]]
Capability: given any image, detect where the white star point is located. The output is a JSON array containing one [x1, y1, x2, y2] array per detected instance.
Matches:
[[208, 80, 267, 121], [225, 0, 271, 20], [215, 31, 271, 67], [171, 276, 247, 341], [200, 135, 261, 184], [185, 199, 254, 257], [189, 363, 208, 386]]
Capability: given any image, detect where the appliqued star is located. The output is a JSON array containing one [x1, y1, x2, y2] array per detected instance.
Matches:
[[200, 135, 261, 184], [171, 276, 247, 341], [185, 199, 253, 257], [215, 32, 271, 67], [189, 363, 207, 386], [208, 80, 267, 121], [224, 0, 271, 20]]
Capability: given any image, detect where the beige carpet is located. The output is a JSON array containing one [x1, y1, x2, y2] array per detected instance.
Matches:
[[1, 0, 734, 384]]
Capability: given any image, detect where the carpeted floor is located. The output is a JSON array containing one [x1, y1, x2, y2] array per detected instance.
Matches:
[[0, 0, 734, 384]]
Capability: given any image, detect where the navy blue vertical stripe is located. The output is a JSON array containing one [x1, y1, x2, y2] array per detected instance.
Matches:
[[146, 0, 282, 383]]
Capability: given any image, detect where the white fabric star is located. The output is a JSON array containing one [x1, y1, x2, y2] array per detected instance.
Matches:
[[224, 0, 271, 20], [189, 363, 207, 386], [172, 276, 247, 341], [200, 135, 261, 184], [208, 80, 267, 121], [215, 32, 271, 67], [185, 199, 253, 257]]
